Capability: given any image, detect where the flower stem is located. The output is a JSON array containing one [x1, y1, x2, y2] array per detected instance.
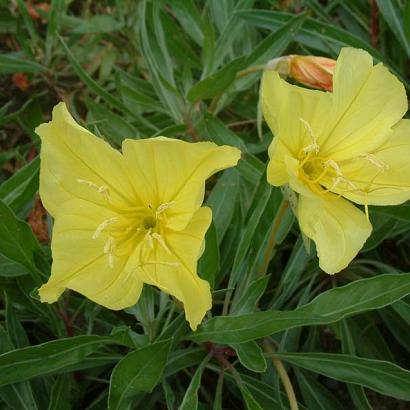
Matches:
[[263, 342, 299, 410], [259, 199, 289, 276]]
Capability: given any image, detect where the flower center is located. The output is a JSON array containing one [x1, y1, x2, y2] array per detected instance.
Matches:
[[142, 215, 157, 230], [77, 183, 177, 269], [296, 119, 390, 220]]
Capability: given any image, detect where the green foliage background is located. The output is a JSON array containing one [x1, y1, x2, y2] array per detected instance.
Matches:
[[0, 0, 410, 409]]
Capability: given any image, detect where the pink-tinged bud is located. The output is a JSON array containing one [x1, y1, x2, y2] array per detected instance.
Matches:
[[289, 55, 336, 91]]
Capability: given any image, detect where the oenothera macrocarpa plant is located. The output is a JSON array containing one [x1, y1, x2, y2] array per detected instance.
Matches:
[[3, 47, 410, 409]]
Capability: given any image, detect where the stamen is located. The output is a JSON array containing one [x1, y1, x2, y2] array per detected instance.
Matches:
[[300, 118, 319, 154], [103, 237, 115, 268], [144, 229, 154, 249], [77, 178, 112, 202], [152, 233, 171, 254], [359, 153, 389, 172], [329, 176, 357, 192], [156, 201, 176, 217], [324, 159, 343, 176], [364, 192, 369, 222], [92, 217, 119, 239]]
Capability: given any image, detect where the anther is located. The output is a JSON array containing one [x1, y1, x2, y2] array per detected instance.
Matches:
[[92, 217, 119, 239], [300, 118, 319, 154], [144, 230, 154, 249], [152, 233, 171, 254], [156, 201, 176, 218], [77, 178, 112, 202], [103, 237, 115, 268], [324, 159, 343, 176], [359, 154, 389, 172]]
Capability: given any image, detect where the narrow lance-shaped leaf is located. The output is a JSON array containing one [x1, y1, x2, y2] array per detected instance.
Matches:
[[108, 339, 171, 410], [179, 354, 211, 410], [0, 199, 44, 284], [188, 273, 410, 343], [0, 336, 120, 387], [275, 352, 410, 401]]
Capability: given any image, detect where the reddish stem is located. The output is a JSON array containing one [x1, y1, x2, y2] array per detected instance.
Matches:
[[370, 0, 379, 48]]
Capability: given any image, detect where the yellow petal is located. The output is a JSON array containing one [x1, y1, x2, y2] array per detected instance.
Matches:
[[261, 70, 330, 158], [298, 194, 372, 274], [128, 206, 212, 330], [37, 102, 136, 216], [39, 199, 143, 310], [267, 138, 292, 186], [122, 137, 241, 230], [320, 48, 407, 161], [329, 119, 410, 206]]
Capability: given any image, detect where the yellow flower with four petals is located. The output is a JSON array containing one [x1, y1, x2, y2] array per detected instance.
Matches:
[[37, 102, 240, 330], [261, 48, 410, 274]]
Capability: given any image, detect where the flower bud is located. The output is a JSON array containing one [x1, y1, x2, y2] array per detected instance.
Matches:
[[289, 55, 336, 91]]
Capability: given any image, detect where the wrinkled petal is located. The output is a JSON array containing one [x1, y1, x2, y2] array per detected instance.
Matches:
[[122, 137, 241, 230], [37, 102, 136, 216], [320, 48, 407, 160], [327, 119, 410, 206], [39, 199, 143, 309], [261, 70, 330, 157], [127, 207, 212, 330], [298, 194, 372, 274]]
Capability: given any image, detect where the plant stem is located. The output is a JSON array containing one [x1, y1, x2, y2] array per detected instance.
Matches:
[[236, 64, 267, 78], [263, 342, 299, 410], [259, 199, 289, 276]]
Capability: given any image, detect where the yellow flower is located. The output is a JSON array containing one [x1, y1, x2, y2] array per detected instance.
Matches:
[[261, 48, 409, 274], [36, 102, 241, 330]]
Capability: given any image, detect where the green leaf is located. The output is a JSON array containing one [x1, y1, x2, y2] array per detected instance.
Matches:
[[230, 275, 270, 316], [169, 0, 203, 46], [48, 375, 71, 410], [179, 355, 210, 410], [137, 1, 184, 121], [108, 339, 171, 410], [376, 0, 410, 58], [59, 36, 143, 124], [0, 199, 44, 283], [231, 341, 266, 373], [85, 98, 139, 145], [239, 384, 264, 410], [231, 175, 272, 277], [189, 273, 410, 343], [296, 370, 344, 410], [242, 13, 306, 68], [391, 300, 410, 325], [405, 0, 410, 43], [339, 320, 372, 409], [0, 326, 38, 410], [0, 335, 119, 387], [5, 292, 30, 348], [187, 57, 244, 102], [237, 9, 383, 59], [276, 352, 410, 401], [0, 157, 39, 213], [0, 53, 46, 74], [73, 15, 124, 33], [374, 204, 410, 222], [206, 169, 240, 244], [198, 221, 219, 289], [0, 254, 31, 277]]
